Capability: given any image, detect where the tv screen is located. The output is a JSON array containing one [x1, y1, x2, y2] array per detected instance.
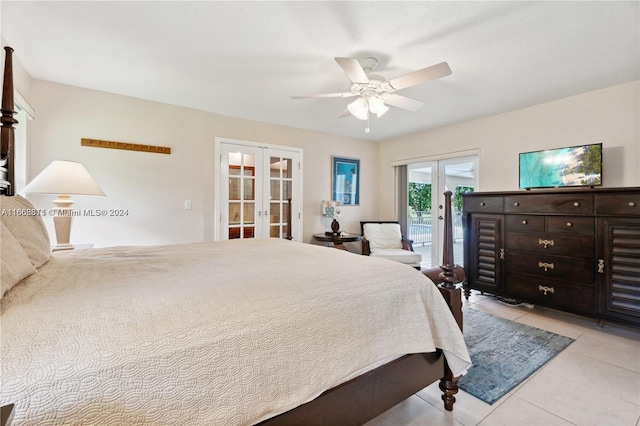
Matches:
[[519, 143, 602, 189]]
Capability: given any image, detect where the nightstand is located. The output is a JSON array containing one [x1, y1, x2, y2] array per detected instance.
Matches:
[[312, 233, 362, 249]]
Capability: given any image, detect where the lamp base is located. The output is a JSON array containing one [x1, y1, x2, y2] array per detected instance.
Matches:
[[325, 219, 340, 236], [53, 202, 74, 251]]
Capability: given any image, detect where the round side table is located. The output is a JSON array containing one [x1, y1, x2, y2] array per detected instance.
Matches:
[[312, 233, 363, 250]]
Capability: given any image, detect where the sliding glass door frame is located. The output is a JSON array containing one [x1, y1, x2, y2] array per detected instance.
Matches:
[[406, 155, 478, 268]]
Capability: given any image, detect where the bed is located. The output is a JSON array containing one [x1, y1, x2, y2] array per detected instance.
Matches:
[[0, 46, 471, 425]]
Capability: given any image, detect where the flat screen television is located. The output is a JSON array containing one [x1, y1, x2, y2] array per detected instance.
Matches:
[[519, 143, 602, 189]]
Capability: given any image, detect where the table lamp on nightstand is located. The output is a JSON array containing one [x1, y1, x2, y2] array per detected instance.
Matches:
[[22, 160, 105, 251], [321, 200, 342, 236]]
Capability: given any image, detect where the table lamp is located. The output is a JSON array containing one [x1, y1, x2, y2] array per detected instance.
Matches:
[[22, 160, 105, 251], [321, 200, 342, 236]]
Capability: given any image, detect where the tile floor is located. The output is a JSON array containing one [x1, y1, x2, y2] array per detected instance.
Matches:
[[365, 290, 640, 426]]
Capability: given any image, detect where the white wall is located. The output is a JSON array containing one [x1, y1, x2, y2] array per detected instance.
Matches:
[[28, 80, 378, 247], [11, 43, 639, 248], [377, 80, 640, 219]]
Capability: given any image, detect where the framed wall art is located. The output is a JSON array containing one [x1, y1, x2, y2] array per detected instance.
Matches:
[[332, 156, 360, 205]]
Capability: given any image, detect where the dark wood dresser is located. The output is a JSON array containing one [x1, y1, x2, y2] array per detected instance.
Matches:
[[462, 187, 640, 327]]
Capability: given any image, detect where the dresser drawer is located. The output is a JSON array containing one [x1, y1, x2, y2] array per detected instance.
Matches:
[[595, 194, 640, 216], [506, 251, 594, 283], [505, 194, 593, 214], [547, 216, 594, 235], [505, 272, 595, 314], [464, 196, 504, 213], [506, 215, 545, 232], [505, 232, 594, 258]]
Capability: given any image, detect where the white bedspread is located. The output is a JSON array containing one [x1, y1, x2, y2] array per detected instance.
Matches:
[[1, 239, 470, 425]]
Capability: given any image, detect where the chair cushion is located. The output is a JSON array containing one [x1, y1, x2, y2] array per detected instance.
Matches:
[[370, 248, 422, 265], [363, 223, 403, 250]]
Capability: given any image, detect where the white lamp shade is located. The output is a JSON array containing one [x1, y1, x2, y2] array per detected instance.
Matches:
[[347, 97, 369, 120], [368, 96, 389, 117], [22, 160, 106, 196]]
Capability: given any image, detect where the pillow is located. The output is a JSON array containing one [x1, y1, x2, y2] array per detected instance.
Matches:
[[0, 195, 51, 268], [363, 223, 403, 250], [1, 221, 37, 298]]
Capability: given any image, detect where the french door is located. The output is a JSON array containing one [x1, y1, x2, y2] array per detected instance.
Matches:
[[407, 156, 477, 268], [218, 140, 302, 242]]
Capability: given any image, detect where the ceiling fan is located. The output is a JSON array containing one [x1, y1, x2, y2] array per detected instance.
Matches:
[[292, 57, 451, 123]]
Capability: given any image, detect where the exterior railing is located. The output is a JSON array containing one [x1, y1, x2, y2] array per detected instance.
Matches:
[[408, 211, 463, 245]]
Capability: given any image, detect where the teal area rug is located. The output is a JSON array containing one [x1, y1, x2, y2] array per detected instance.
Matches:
[[458, 308, 574, 405]]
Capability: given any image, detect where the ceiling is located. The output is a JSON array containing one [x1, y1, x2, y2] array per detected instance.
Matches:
[[1, 1, 638, 142]]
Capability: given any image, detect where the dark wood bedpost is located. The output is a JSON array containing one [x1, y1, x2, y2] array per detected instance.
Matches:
[[0, 46, 17, 424], [1, 46, 17, 196], [428, 190, 464, 411], [438, 191, 459, 287], [438, 283, 462, 411]]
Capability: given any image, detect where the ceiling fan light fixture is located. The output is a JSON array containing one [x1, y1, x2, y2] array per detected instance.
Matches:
[[368, 95, 389, 118], [347, 97, 369, 120]]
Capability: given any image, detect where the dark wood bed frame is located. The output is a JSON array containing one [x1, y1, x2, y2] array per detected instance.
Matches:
[[0, 46, 464, 426]]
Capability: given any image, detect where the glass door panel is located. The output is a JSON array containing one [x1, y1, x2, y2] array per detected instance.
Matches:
[[221, 147, 261, 240], [408, 162, 435, 267], [407, 156, 477, 268], [218, 141, 300, 241], [438, 159, 477, 267], [267, 153, 296, 239]]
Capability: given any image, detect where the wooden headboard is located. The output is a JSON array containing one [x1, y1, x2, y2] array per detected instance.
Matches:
[[1, 46, 16, 196]]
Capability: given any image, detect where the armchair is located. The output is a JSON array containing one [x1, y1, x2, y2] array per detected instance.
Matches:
[[360, 221, 422, 269]]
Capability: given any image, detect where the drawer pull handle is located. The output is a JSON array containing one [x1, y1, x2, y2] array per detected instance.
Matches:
[[630, 202, 636, 207], [480, 202, 485, 206], [573, 202, 580, 207], [597, 259, 605, 274], [521, 220, 528, 225], [538, 239, 554, 249], [538, 285, 555, 296], [500, 248, 505, 260], [566, 222, 572, 227], [513, 202, 520, 206], [538, 261, 554, 272]]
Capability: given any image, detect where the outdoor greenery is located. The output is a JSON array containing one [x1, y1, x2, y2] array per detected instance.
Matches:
[[409, 182, 432, 212], [454, 185, 474, 211], [409, 183, 475, 214]]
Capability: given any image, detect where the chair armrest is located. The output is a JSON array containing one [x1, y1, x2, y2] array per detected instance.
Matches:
[[361, 238, 371, 256], [401, 237, 415, 252]]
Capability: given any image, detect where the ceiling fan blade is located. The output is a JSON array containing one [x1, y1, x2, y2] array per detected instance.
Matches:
[[291, 92, 356, 99], [388, 62, 451, 91], [338, 108, 352, 118], [383, 94, 425, 111], [335, 57, 369, 84]]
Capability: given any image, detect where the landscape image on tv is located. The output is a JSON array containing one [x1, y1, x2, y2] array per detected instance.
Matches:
[[519, 144, 602, 189]]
